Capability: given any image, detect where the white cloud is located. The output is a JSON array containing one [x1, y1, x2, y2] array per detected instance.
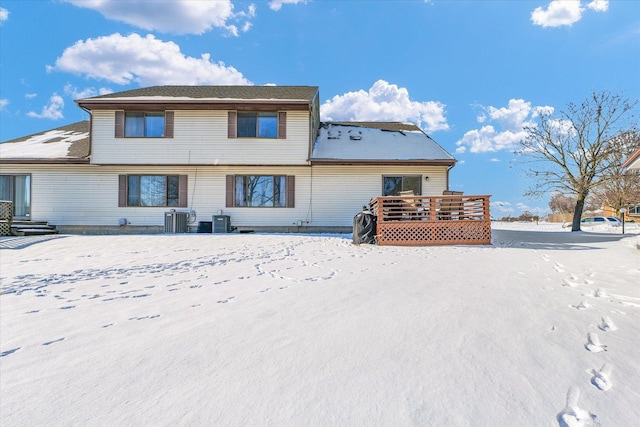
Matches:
[[531, 0, 608, 27], [0, 99, 8, 111], [320, 80, 449, 133], [0, 7, 9, 23], [587, 0, 608, 12], [63, 84, 113, 100], [25, 93, 37, 100], [492, 201, 514, 214], [489, 158, 500, 162], [63, 0, 255, 36], [456, 99, 554, 154], [27, 94, 64, 120], [269, 0, 307, 11], [50, 33, 252, 86]]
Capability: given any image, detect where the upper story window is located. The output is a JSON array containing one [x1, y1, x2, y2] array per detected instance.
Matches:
[[125, 113, 164, 137], [115, 111, 174, 138], [228, 111, 286, 139], [238, 113, 277, 138]]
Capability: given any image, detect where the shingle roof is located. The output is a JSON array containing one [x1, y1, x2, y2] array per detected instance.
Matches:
[[80, 86, 319, 102], [0, 121, 90, 162]]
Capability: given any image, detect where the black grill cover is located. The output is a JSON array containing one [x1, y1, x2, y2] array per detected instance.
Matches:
[[353, 209, 376, 245]]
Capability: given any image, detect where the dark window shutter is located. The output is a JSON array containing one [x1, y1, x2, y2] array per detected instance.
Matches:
[[118, 175, 127, 206], [278, 112, 287, 139], [226, 175, 235, 207], [228, 111, 237, 139], [286, 175, 295, 208], [178, 175, 188, 207], [165, 111, 174, 138], [115, 111, 125, 138]]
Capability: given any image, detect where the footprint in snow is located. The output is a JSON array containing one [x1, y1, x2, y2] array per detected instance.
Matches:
[[556, 386, 598, 427], [598, 317, 617, 332], [590, 364, 613, 391], [592, 288, 607, 298], [553, 263, 565, 273], [218, 297, 235, 304], [128, 315, 160, 320], [43, 337, 65, 346], [585, 332, 607, 352], [571, 301, 592, 310], [1, 347, 20, 357], [563, 279, 580, 288]]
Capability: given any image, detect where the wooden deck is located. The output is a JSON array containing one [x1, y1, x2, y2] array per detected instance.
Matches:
[[369, 195, 491, 246]]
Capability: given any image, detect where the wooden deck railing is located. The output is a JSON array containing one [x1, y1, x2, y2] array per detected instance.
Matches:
[[369, 195, 491, 246]]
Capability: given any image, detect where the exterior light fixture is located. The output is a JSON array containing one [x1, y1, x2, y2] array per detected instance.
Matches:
[[620, 207, 627, 235]]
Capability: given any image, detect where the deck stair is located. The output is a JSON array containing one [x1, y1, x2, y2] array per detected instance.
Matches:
[[10, 221, 59, 236]]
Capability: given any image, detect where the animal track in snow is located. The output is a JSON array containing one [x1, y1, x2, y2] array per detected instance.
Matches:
[[598, 317, 617, 332], [590, 364, 613, 391], [585, 332, 607, 352], [557, 386, 598, 427], [217, 296, 235, 304], [43, 337, 65, 346]]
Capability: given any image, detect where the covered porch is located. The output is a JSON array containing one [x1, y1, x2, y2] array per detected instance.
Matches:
[[369, 194, 491, 246]]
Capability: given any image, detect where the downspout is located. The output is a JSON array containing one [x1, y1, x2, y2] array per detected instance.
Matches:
[[446, 161, 457, 191], [79, 105, 93, 162]]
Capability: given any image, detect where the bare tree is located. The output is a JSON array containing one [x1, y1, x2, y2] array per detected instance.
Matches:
[[590, 130, 640, 216], [548, 192, 575, 214], [518, 91, 638, 231]]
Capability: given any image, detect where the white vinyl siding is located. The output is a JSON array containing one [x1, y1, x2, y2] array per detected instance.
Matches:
[[1, 164, 448, 228], [91, 110, 310, 165], [309, 166, 449, 226]]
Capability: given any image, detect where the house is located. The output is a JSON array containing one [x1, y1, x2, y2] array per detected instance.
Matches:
[[0, 85, 457, 234], [619, 146, 640, 220]]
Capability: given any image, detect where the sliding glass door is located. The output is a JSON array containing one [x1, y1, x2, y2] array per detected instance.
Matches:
[[0, 174, 31, 218]]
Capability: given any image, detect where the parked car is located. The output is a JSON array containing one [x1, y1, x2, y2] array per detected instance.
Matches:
[[580, 216, 622, 227]]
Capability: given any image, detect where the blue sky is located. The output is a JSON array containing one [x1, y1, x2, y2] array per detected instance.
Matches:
[[1, 0, 639, 217]]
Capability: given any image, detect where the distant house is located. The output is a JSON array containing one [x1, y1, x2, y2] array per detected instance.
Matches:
[[619, 146, 640, 220], [0, 85, 456, 233]]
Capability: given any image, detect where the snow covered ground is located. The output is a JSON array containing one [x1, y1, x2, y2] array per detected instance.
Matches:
[[1, 222, 638, 426]]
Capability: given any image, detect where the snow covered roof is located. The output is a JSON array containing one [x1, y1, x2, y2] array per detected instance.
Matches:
[[311, 122, 456, 165], [0, 121, 90, 163]]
